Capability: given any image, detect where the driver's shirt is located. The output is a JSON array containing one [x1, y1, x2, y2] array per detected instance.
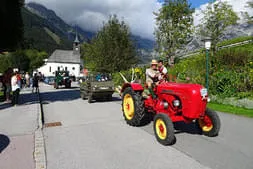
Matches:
[[146, 68, 159, 83]]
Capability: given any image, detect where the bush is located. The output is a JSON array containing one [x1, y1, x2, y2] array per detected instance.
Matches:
[[170, 42, 253, 98], [169, 53, 206, 85]]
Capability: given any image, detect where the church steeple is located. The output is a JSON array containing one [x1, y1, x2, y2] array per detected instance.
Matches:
[[73, 31, 80, 55]]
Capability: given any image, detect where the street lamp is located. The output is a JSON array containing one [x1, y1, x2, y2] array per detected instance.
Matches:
[[203, 37, 212, 91]]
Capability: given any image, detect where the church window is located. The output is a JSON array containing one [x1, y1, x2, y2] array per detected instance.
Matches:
[[49, 66, 51, 72], [65, 67, 68, 71], [72, 67, 75, 70]]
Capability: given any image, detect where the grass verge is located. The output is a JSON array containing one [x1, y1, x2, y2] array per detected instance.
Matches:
[[208, 102, 253, 118]]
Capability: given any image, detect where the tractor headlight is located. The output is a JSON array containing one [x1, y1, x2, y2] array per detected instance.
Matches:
[[163, 101, 169, 109], [173, 100, 180, 107], [200, 88, 208, 97]]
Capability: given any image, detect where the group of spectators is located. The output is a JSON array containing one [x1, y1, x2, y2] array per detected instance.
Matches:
[[1, 68, 39, 106]]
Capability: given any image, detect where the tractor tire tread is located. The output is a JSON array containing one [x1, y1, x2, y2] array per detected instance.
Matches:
[[122, 87, 145, 126]]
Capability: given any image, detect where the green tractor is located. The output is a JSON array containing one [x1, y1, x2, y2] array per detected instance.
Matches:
[[54, 71, 72, 89]]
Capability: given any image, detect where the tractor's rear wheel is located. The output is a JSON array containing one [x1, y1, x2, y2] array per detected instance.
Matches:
[[198, 108, 221, 137], [154, 114, 175, 146], [122, 87, 145, 126]]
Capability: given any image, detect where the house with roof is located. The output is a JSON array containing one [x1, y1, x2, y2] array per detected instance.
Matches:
[[37, 35, 82, 77]]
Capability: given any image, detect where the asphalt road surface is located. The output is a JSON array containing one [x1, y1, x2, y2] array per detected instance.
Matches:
[[40, 83, 253, 169]]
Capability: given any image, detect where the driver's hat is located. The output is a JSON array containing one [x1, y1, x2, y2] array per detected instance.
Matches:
[[151, 59, 158, 65]]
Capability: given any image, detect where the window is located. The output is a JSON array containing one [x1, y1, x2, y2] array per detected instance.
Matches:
[[72, 67, 75, 70], [49, 66, 51, 72], [58, 67, 60, 71], [65, 67, 68, 71]]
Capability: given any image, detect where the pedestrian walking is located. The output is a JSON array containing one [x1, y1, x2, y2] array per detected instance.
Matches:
[[32, 73, 39, 93], [11, 72, 20, 106]]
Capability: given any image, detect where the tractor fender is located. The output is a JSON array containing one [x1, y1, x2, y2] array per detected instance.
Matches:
[[121, 83, 144, 93]]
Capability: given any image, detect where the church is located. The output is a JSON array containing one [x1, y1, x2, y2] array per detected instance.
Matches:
[[37, 34, 82, 78]]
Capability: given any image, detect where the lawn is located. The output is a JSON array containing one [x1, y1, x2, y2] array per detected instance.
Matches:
[[208, 102, 253, 118]]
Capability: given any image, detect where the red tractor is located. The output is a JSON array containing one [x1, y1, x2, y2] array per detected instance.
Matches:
[[121, 80, 221, 146]]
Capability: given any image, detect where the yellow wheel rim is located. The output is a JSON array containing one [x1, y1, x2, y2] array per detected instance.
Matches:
[[123, 94, 134, 120], [155, 119, 167, 140], [198, 118, 213, 132]]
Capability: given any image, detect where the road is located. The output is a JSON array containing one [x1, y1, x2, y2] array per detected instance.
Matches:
[[40, 83, 253, 169]]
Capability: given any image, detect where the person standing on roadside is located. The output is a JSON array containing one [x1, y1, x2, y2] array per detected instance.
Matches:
[[11, 71, 20, 106], [3, 68, 13, 103], [25, 72, 30, 88]]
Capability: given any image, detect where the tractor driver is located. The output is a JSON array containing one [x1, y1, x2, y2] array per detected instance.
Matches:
[[146, 59, 160, 98]]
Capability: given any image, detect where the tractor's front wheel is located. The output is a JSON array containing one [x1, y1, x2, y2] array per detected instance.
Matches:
[[198, 108, 221, 137], [154, 114, 175, 146], [122, 87, 145, 126]]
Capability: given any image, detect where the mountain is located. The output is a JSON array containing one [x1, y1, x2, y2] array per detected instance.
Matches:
[[24, 2, 155, 53], [22, 7, 73, 53], [180, 22, 253, 55]]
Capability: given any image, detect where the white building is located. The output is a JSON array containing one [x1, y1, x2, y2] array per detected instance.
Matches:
[[37, 35, 82, 77]]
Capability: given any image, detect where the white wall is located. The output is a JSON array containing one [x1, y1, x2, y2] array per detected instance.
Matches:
[[37, 62, 80, 77]]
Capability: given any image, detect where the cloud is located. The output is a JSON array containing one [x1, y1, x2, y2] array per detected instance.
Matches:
[[193, 0, 253, 26], [25, 0, 252, 40], [25, 0, 162, 40]]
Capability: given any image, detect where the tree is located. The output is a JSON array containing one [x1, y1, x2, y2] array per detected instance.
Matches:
[[154, 0, 194, 65], [8, 50, 29, 71], [0, 49, 48, 73], [198, 0, 239, 52], [25, 49, 48, 72], [0, 0, 24, 52], [82, 15, 137, 72], [0, 53, 12, 73]]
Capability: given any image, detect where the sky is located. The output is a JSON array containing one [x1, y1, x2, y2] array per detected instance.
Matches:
[[25, 0, 252, 40], [188, 0, 211, 8]]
